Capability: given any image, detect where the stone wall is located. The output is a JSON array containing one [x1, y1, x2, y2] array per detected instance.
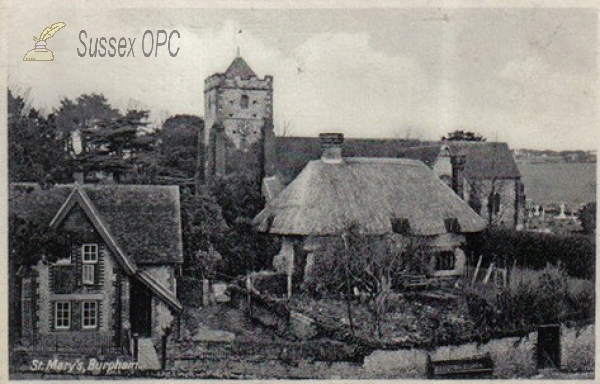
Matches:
[[465, 178, 522, 228], [363, 323, 594, 378], [33, 240, 121, 348], [203, 67, 273, 181]]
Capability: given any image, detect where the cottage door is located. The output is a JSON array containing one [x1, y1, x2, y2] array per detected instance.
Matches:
[[537, 324, 561, 369], [130, 279, 152, 337]]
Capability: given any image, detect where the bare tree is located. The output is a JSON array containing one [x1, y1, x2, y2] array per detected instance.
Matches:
[[343, 226, 430, 339], [275, 119, 293, 137]]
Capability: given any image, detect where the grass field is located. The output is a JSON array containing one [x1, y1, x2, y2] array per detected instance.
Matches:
[[518, 162, 596, 207]]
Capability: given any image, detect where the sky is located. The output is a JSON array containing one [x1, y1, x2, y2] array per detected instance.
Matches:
[[5, 3, 599, 151]]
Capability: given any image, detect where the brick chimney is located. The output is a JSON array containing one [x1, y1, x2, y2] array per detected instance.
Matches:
[[320, 133, 344, 164], [450, 153, 466, 199]]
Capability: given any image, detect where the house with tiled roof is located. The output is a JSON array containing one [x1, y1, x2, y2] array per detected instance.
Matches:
[[10, 183, 183, 365], [253, 134, 487, 293]]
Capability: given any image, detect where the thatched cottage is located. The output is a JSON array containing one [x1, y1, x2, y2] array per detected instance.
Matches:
[[253, 134, 487, 293]]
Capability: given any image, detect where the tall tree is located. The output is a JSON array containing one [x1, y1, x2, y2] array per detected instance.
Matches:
[[155, 114, 204, 187], [8, 89, 69, 183], [74, 109, 158, 182], [179, 186, 228, 278], [54, 94, 121, 135]]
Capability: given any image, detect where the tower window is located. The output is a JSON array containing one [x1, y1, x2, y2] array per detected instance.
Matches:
[[240, 95, 249, 109]]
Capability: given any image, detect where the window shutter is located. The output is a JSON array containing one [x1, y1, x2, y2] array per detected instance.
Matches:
[[75, 245, 82, 286], [97, 245, 105, 285], [71, 301, 80, 330]]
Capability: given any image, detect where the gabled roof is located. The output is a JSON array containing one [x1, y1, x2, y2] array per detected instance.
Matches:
[[399, 142, 521, 179], [272, 137, 422, 185], [271, 137, 520, 185], [9, 183, 184, 313], [253, 157, 487, 236], [10, 183, 183, 264], [225, 56, 257, 79], [50, 187, 137, 274]]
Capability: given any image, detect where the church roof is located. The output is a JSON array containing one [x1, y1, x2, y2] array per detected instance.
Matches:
[[271, 137, 521, 185], [399, 142, 521, 180], [225, 56, 257, 79]]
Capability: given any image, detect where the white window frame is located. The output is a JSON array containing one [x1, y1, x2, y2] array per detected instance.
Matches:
[[82, 244, 98, 285], [82, 301, 98, 329], [82, 244, 98, 263], [54, 301, 71, 330]]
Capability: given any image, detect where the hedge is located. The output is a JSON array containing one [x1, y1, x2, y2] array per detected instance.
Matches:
[[466, 228, 595, 279], [178, 276, 204, 308]]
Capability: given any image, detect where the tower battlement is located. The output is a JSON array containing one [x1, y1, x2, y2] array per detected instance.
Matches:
[[203, 56, 274, 182]]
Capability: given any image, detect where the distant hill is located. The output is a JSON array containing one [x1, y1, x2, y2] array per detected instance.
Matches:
[[513, 149, 596, 163]]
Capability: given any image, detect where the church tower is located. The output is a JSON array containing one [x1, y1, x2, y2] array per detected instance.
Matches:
[[203, 56, 274, 182]]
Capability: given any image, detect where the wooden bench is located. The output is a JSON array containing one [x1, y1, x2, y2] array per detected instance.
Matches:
[[426, 352, 494, 379]]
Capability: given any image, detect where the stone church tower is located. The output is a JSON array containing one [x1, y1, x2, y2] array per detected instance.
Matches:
[[203, 56, 274, 182]]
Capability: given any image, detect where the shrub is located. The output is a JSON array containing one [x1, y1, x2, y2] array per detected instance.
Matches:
[[466, 228, 595, 279], [178, 276, 204, 308], [465, 265, 593, 335]]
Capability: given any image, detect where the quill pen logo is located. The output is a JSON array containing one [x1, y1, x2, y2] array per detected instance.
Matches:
[[23, 22, 66, 61]]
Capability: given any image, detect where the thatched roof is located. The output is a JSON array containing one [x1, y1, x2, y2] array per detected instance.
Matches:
[[9, 183, 183, 264], [271, 137, 519, 185], [253, 157, 487, 236]]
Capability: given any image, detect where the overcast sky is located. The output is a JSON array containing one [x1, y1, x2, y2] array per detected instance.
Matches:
[[6, 4, 599, 150]]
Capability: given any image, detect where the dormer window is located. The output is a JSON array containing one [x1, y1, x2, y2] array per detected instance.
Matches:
[[240, 95, 249, 109], [82, 244, 98, 285], [391, 218, 411, 234], [444, 218, 461, 233]]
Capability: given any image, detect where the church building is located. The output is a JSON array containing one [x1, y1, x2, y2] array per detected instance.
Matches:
[[202, 56, 524, 228]]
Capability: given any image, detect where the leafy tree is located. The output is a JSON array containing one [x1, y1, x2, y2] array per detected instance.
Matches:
[[155, 114, 204, 187], [54, 93, 121, 135], [9, 214, 68, 267], [74, 109, 158, 182], [442, 130, 487, 142], [211, 172, 265, 224], [208, 172, 277, 277], [179, 186, 228, 278], [8, 89, 69, 183], [578, 202, 596, 234]]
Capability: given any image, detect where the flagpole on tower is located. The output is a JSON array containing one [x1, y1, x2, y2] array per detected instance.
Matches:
[[235, 28, 242, 57]]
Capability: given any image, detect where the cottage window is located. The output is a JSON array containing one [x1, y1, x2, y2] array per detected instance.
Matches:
[[435, 251, 455, 271], [82, 244, 98, 285], [55, 301, 71, 330], [82, 301, 98, 329], [240, 94, 249, 109]]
